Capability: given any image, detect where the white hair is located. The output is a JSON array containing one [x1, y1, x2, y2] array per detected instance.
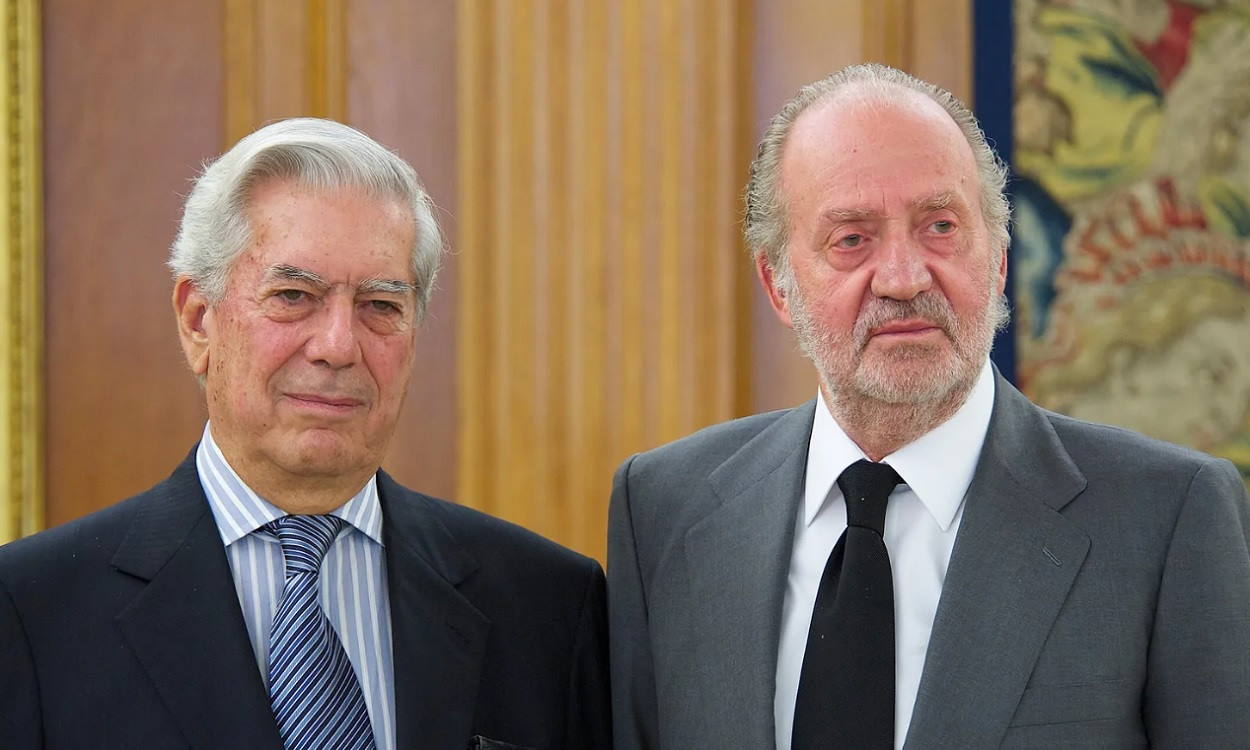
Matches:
[[169, 117, 444, 319], [744, 63, 1011, 288]]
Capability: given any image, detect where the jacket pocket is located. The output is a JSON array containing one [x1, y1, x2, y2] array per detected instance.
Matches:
[[1008, 679, 1136, 728], [466, 735, 536, 750]]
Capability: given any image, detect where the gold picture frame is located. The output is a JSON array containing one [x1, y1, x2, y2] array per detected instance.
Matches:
[[0, 0, 42, 543]]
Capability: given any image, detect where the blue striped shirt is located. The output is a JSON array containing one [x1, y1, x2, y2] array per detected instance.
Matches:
[[196, 424, 396, 750]]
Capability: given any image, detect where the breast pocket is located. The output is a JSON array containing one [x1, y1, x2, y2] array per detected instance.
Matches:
[[466, 736, 536, 750], [1009, 679, 1138, 727], [1002, 679, 1146, 749]]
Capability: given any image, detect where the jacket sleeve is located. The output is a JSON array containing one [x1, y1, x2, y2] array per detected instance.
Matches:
[[1144, 457, 1250, 746], [607, 455, 659, 750], [564, 558, 613, 749], [0, 575, 42, 748]]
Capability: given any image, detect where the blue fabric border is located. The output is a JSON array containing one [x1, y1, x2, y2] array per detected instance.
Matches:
[[974, 0, 1017, 383]]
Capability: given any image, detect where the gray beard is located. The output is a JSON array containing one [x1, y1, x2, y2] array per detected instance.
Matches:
[[787, 280, 1009, 442]]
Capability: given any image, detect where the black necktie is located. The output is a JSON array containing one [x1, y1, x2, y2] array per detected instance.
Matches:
[[792, 459, 903, 750]]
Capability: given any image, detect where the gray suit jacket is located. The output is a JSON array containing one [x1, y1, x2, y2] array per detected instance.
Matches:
[[608, 373, 1250, 748]]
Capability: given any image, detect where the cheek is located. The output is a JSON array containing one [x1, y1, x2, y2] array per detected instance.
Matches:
[[217, 330, 307, 409], [364, 340, 416, 398], [818, 280, 871, 328], [204, 355, 272, 430], [934, 259, 992, 310], [249, 324, 311, 370], [793, 258, 866, 314]]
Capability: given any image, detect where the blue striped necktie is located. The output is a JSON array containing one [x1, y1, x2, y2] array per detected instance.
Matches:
[[265, 515, 376, 750]]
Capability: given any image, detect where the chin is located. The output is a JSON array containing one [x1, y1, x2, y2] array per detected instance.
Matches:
[[280, 430, 365, 476], [851, 351, 970, 404], [856, 378, 961, 405], [282, 453, 359, 479]]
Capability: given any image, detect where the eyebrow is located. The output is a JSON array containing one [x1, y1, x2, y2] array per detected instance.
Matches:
[[819, 191, 960, 224], [912, 191, 956, 213], [820, 207, 879, 223], [266, 264, 417, 296], [358, 278, 418, 296], [267, 264, 329, 288]]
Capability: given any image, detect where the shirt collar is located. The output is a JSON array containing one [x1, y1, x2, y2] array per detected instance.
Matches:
[[196, 422, 385, 547], [803, 359, 996, 530]]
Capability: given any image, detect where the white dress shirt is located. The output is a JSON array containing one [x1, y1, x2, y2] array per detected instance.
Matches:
[[197, 423, 397, 750], [774, 360, 995, 750]]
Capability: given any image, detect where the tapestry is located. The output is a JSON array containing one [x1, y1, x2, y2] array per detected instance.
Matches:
[[1012, 0, 1250, 482]]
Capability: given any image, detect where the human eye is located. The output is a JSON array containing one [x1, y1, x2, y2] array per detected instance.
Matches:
[[359, 298, 412, 334], [360, 296, 412, 325], [834, 233, 865, 249], [261, 287, 317, 320], [361, 297, 405, 315], [929, 219, 956, 234], [275, 288, 309, 304]]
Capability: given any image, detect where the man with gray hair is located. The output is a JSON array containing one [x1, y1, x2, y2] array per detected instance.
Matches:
[[608, 64, 1250, 748], [1, 119, 610, 749]]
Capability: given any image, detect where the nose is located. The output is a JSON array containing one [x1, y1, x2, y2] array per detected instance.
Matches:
[[304, 296, 361, 369], [869, 232, 932, 300]]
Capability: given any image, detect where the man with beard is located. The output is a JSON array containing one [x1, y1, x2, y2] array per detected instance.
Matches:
[[607, 64, 1250, 749]]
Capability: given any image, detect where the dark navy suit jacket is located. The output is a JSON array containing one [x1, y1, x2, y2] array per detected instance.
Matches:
[[0, 451, 611, 749]]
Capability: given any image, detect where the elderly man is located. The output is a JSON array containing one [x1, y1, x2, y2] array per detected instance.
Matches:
[[1, 119, 609, 749], [608, 64, 1250, 749]]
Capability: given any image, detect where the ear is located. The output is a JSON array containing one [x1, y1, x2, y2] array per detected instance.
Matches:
[[173, 277, 212, 377], [755, 253, 794, 329], [994, 244, 1009, 296]]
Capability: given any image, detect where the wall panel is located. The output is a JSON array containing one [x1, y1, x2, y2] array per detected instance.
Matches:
[[224, 0, 347, 144], [910, 0, 971, 103], [42, 0, 223, 527], [457, 0, 755, 560]]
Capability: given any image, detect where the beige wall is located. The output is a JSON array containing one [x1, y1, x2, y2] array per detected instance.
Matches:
[[27, 0, 971, 558]]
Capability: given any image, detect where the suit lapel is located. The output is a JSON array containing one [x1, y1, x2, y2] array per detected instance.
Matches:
[[379, 473, 490, 750], [683, 402, 816, 749], [905, 375, 1090, 748], [112, 453, 282, 750]]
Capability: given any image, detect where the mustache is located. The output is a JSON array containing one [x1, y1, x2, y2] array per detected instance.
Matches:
[[852, 291, 956, 345]]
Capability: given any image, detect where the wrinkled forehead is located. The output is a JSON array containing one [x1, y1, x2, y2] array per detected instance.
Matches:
[[786, 84, 972, 167], [226, 179, 417, 286], [779, 86, 980, 213]]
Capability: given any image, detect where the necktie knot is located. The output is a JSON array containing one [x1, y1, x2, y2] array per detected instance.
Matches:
[[837, 459, 902, 535], [266, 515, 345, 574]]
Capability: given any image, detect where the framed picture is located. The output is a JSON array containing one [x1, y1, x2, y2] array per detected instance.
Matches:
[[0, 0, 42, 542]]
